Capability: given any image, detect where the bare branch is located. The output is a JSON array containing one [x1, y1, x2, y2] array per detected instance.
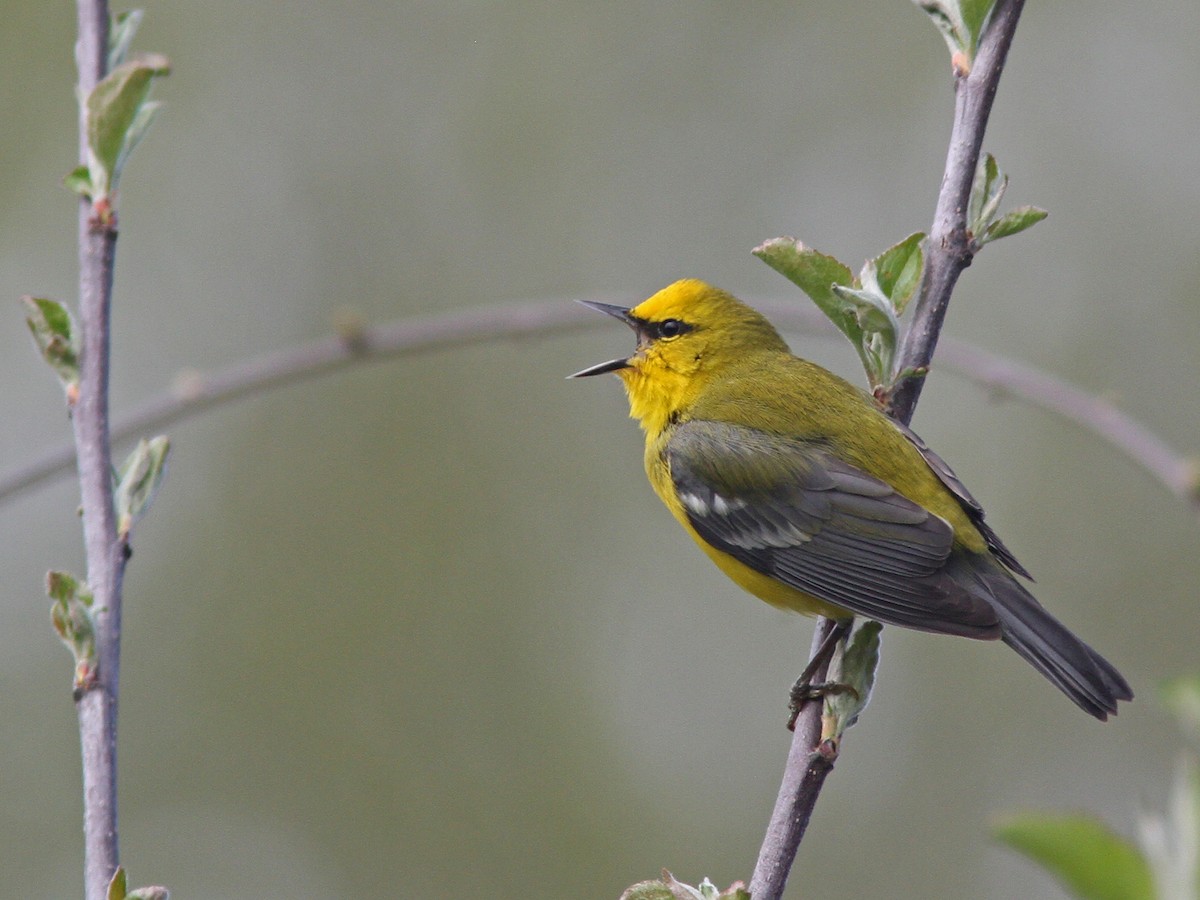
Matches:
[[6, 299, 1194, 515], [73, 3, 124, 899]]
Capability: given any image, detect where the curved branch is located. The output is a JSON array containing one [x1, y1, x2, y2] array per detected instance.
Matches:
[[4, 299, 1194, 514]]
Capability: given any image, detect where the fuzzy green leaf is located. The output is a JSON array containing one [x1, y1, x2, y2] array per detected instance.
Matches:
[[114, 436, 171, 539], [46, 570, 89, 606], [753, 237, 856, 329], [968, 153, 1006, 236], [621, 873, 748, 900], [832, 262, 899, 388], [46, 570, 97, 686], [108, 866, 128, 900], [914, 0, 972, 59], [980, 206, 1048, 245], [64, 165, 95, 198], [85, 54, 170, 199], [872, 232, 925, 315], [753, 236, 870, 366], [108, 9, 145, 71], [994, 813, 1154, 900], [126, 888, 170, 900], [620, 884, 675, 900], [21, 296, 81, 391], [825, 620, 882, 737], [960, 0, 994, 57]]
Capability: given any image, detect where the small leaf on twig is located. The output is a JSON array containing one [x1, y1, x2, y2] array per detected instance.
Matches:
[[84, 54, 170, 205], [108, 10, 145, 70], [967, 154, 1047, 248], [994, 812, 1154, 900], [872, 231, 925, 316], [114, 436, 171, 540], [21, 296, 81, 402], [46, 570, 98, 692], [980, 206, 1048, 245], [755, 235, 929, 392], [621, 871, 749, 900], [824, 620, 882, 738], [969, 153, 1007, 238], [915, 0, 974, 62], [107, 867, 128, 900]]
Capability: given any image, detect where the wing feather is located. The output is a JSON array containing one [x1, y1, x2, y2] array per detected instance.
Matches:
[[667, 420, 1001, 638]]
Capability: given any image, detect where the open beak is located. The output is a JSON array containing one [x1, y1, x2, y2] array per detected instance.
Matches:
[[568, 300, 636, 378]]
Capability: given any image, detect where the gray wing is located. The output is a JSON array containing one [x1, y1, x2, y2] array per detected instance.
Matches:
[[892, 420, 1032, 580], [667, 419, 1001, 638]]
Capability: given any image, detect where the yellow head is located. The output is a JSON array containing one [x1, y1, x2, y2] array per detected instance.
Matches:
[[572, 279, 789, 433]]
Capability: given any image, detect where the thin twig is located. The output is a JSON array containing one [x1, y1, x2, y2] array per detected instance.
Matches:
[[4, 299, 1194, 513], [73, 3, 124, 900], [889, 0, 1027, 424], [749, 2, 1028, 897]]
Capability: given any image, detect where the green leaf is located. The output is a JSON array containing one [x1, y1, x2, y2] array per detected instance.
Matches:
[[108, 866, 128, 900], [108, 9, 145, 71], [914, 0, 972, 60], [126, 888, 170, 900], [46, 570, 98, 691], [960, 0, 994, 53], [64, 165, 95, 199], [47, 570, 89, 606], [114, 436, 171, 539], [825, 620, 882, 737], [21, 296, 81, 395], [832, 261, 900, 387], [872, 232, 925, 315], [620, 883, 675, 900], [994, 812, 1154, 900], [980, 206, 1048, 245], [753, 236, 871, 368], [753, 237, 856, 327], [620, 873, 748, 900], [85, 54, 170, 200], [968, 153, 1006, 237]]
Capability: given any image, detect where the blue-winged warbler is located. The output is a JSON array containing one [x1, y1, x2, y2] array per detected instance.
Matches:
[[572, 279, 1131, 719]]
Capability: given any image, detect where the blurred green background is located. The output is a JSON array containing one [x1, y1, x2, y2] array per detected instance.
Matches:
[[2, 2, 1198, 898]]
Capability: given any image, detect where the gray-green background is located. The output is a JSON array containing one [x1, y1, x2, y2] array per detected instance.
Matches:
[[3, 2, 1197, 897]]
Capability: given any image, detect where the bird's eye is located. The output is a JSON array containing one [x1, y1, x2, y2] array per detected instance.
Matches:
[[659, 319, 682, 339]]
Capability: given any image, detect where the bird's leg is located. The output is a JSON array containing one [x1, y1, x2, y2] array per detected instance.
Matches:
[[786, 618, 855, 731]]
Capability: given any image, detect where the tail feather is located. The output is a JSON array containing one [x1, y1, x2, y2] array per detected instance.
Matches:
[[951, 556, 1133, 720]]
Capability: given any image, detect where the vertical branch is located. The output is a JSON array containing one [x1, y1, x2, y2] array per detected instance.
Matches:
[[750, 3, 1028, 898], [748, 618, 840, 900], [888, 0, 1026, 425], [73, 3, 125, 899]]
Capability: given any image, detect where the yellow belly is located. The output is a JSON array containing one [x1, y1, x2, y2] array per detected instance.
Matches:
[[682, 515, 853, 620], [646, 437, 851, 620]]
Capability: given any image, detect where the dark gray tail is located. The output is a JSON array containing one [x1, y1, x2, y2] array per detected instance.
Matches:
[[955, 556, 1133, 720]]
